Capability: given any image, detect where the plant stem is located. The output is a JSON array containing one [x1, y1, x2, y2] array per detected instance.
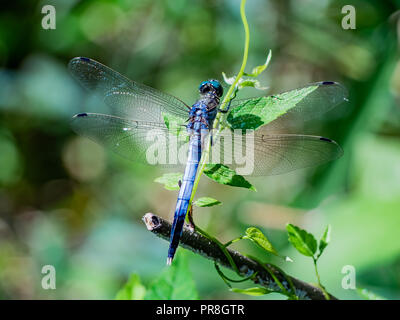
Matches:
[[216, 0, 250, 120], [313, 258, 330, 300], [224, 236, 245, 248], [186, 0, 250, 214], [196, 224, 241, 274]]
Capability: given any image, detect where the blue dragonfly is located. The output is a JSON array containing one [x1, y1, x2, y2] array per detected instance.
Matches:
[[68, 57, 347, 264]]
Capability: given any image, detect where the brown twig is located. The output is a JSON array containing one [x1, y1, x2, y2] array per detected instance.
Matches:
[[142, 213, 337, 300]]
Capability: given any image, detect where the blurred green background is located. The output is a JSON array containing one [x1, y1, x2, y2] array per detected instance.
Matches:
[[0, 0, 400, 299]]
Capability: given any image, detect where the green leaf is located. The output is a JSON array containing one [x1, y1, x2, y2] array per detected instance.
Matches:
[[357, 288, 387, 300], [162, 113, 189, 141], [238, 79, 268, 90], [244, 227, 292, 262], [222, 74, 268, 91], [154, 172, 182, 190], [227, 85, 319, 130], [317, 225, 331, 258], [222, 72, 236, 85], [204, 164, 256, 191], [144, 252, 199, 300], [193, 197, 222, 207], [163, 112, 183, 132], [230, 287, 272, 296], [244, 227, 279, 256], [244, 50, 272, 77], [286, 224, 317, 257], [115, 274, 146, 300]]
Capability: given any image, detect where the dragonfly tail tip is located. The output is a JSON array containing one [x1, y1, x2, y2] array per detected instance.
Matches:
[[166, 257, 172, 266]]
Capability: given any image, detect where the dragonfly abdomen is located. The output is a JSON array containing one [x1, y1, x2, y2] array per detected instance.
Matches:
[[167, 129, 202, 265], [167, 100, 214, 262]]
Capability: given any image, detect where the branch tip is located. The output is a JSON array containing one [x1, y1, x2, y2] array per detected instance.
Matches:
[[143, 212, 161, 231]]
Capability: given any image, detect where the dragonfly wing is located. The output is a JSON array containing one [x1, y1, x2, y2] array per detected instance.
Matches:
[[227, 81, 348, 132], [211, 129, 343, 176], [68, 57, 189, 122], [70, 113, 189, 169]]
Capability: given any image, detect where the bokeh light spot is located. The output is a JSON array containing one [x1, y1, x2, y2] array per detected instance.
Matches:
[[62, 137, 106, 182]]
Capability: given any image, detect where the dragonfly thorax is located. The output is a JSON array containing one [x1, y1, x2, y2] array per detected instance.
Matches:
[[187, 97, 219, 131]]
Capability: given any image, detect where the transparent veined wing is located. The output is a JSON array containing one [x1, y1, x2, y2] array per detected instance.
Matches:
[[226, 81, 348, 132], [70, 113, 342, 176], [70, 112, 190, 169], [208, 129, 343, 176], [68, 57, 189, 123]]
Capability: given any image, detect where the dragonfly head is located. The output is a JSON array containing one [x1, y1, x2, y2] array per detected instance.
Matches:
[[199, 79, 223, 98]]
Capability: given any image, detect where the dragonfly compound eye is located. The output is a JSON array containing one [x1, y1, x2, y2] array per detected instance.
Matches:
[[199, 80, 223, 97]]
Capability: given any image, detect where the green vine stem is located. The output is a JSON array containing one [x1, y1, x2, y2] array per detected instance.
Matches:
[[214, 263, 258, 284], [195, 224, 241, 274], [198, 225, 297, 299], [224, 236, 246, 248], [186, 0, 250, 216], [313, 258, 330, 300], [247, 254, 298, 299]]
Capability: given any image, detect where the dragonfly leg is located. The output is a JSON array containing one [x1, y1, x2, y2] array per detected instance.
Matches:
[[177, 180, 194, 231], [200, 118, 209, 126], [185, 206, 195, 233]]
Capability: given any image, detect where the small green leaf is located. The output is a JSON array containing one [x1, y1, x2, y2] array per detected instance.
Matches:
[[286, 224, 317, 257], [231, 287, 272, 296], [222, 73, 268, 91], [238, 79, 268, 90], [144, 252, 199, 300], [244, 227, 292, 262], [244, 50, 272, 77], [222, 72, 236, 85], [357, 288, 387, 300], [115, 274, 146, 300], [244, 227, 279, 256], [162, 113, 189, 141], [154, 172, 182, 190], [194, 197, 222, 207], [317, 225, 331, 258], [227, 85, 319, 130], [204, 164, 256, 191]]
